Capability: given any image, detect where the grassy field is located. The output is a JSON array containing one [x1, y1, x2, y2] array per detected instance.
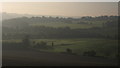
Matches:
[[29, 22, 103, 29], [3, 38, 118, 59]]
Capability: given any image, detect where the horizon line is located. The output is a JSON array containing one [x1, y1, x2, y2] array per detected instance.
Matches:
[[1, 12, 118, 18]]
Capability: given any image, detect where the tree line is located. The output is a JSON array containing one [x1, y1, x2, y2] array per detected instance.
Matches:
[[2, 16, 118, 40]]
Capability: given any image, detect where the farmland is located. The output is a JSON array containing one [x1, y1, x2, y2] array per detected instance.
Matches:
[[2, 16, 118, 66], [29, 21, 103, 29], [3, 38, 118, 59]]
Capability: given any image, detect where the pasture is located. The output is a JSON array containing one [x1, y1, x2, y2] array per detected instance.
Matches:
[[3, 38, 118, 59], [29, 22, 103, 29]]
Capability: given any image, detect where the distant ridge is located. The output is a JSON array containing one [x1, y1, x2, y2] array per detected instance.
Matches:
[[1, 12, 82, 20], [1, 12, 35, 20]]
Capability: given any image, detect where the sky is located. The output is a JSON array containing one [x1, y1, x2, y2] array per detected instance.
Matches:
[[2, 2, 118, 17], [0, 0, 119, 2]]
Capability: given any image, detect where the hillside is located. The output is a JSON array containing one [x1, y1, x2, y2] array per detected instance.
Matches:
[[3, 49, 118, 66]]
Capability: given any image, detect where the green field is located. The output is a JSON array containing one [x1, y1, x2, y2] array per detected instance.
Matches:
[[3, 38, 118, 58], [29, 22, 103, 29]]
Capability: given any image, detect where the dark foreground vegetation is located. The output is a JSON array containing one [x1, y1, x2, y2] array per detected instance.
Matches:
[[3, 49, 118, 66]]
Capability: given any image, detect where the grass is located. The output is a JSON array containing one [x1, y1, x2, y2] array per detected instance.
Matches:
[[3, 38, 118, 58], [33, 38, 118, 58], [29, 22, 102, 29]]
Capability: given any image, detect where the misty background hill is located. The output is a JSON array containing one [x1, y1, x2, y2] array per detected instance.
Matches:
[[1, 12, 75, 21], [1, 12, 36, 20]]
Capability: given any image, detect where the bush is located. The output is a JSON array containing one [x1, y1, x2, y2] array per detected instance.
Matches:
[[66, 48, 72, 53], [22, 35, 30, 47], [34, 41, 48, 49], [40, 41, 47, 46], [83, 50, 96, 57]]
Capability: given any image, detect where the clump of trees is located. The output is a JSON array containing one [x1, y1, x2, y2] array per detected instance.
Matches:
[[21, 35, 54, 49], [66, 48, 72, 54], [22, 35, 30, 48], [60, 48, 77, 55], [33, 41, 46, 48], [83, 50, 96, 57], [33, 41, 53, 49], [3, 16, 118, 40]]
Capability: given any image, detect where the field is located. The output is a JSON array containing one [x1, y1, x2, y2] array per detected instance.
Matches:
[[3, 49, 118, 66], [29, 22, 103, 29], [2, 16, 118, 66], [3, 38, 118, 59]]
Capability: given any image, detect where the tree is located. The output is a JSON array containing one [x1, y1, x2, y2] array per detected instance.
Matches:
[[34, 41, 47, 49], [22, 35, 30, 47], [83, 50, 96, 57], [40, 41, 47, 46], [66, 48, 72, 53], [52, 41, 54, 47]]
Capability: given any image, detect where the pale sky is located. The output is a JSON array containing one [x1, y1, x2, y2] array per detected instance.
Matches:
[[0, 0, 119, 2], [2, 2, 118, 17]]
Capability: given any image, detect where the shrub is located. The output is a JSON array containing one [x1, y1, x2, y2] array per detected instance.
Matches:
[[83, 50, 96, 57]]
